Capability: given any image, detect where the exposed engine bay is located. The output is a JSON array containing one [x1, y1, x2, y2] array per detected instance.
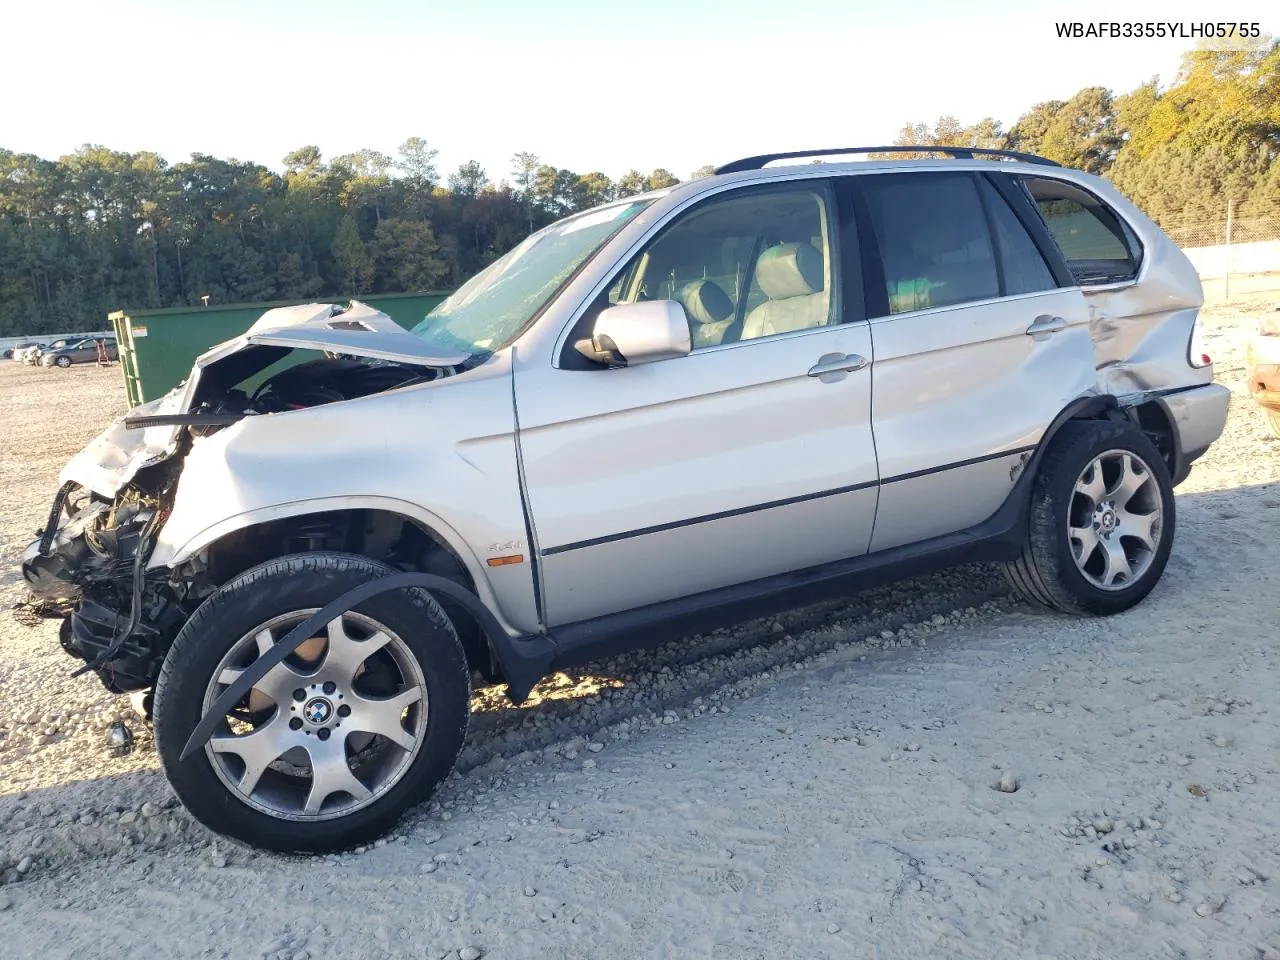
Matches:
[[20, 301, 474, 695], [165, 355, 445, 435]]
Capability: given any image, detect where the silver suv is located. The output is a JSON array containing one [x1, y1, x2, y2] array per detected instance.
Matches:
[[22, 146, 1229, 852]]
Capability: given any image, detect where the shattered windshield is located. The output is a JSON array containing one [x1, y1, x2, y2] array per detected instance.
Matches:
[[410, 198, 654, 355]]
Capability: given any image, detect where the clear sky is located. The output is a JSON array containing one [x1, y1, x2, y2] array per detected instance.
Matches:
[[6, 0, 1274, 183]]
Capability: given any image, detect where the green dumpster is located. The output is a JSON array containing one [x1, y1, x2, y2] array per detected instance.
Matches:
[[111, 291, 452, 407]]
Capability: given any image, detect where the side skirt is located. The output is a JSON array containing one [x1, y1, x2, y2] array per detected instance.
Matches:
[[535, 493, 1024, 681]]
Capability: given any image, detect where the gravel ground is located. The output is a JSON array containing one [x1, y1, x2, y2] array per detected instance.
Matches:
[[1, 301, 1278, 959]]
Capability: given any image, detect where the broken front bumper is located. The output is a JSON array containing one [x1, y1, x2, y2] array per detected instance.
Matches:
[[58, 599, 167, 693], [21, 490, 177, 695]]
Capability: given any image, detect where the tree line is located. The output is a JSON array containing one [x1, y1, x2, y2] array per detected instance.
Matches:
[[0, 139, 698, 337], [882, 39, 1280, 230], [1, 39, 1277, 337]]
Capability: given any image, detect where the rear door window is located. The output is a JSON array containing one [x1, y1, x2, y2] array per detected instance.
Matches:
[[860, 172, 1001, 316], [1019, 176, 1141, 284], [975, 177, 1057, 296]]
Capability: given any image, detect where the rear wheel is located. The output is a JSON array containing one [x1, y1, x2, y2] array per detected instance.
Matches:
[[1003, 419, 1175, 615], [153, 552, 470, 852]]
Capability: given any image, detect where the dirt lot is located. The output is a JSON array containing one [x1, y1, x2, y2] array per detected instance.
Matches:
[[2, 302, 1279, 960]]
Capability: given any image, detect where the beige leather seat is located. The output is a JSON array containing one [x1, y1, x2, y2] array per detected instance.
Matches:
[[676, 279, 738, 347], [741, 242, 829, 340]]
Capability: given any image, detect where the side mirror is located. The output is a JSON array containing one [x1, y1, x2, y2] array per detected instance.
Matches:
[[574, 300, 692, 368]]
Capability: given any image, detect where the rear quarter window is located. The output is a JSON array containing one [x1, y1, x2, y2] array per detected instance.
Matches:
[[1020, 176, 1142, 285]]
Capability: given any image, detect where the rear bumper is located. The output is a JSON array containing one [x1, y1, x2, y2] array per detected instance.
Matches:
[[1160, 383, 1231, 482]]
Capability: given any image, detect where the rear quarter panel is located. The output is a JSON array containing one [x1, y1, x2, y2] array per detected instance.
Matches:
[[1058, 173, 1211, 394]]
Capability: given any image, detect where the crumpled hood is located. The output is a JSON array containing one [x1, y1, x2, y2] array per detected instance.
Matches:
[[59, 385, 189, 498], [60, 300, 468, 498], [195, 300, 470, 369]]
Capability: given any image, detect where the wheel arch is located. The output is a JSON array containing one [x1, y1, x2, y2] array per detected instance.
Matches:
[[1034, 391, 1172, 483], [1028, 392, 1120, 472], [1130, 396, 1182, 484], [999, 390, 1178, 549], [157, 498, 480, 583], [993, 393, 1120, 541], [156, 497, 522, 680]]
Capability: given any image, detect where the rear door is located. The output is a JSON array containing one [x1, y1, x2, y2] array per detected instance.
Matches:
[[853, 170, 1096, 552]]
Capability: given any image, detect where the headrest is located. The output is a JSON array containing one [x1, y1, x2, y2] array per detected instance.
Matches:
[[756, 242, 824, 300], [676, 279, 734, 326]]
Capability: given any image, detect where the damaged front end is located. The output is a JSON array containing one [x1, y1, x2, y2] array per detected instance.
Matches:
[[22, 469, 186, 693], [19, 300, 474, 695]]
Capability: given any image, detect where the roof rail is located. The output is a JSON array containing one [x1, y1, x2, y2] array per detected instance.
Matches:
[[713, 146, 1062, 175]]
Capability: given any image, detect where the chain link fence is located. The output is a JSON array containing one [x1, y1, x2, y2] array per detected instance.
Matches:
[[1160, 201, 1280, 305]]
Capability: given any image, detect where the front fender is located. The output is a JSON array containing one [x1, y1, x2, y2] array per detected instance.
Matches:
[[147, 374, 538, 635]]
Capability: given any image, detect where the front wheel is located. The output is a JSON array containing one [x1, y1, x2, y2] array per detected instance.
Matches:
[[55, 355, 71, 368], [1003, 419, 1176, 616], [153, 553, 471, 852]]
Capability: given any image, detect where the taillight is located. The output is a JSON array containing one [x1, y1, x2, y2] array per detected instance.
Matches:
[[1189, 315, 1211, 369]]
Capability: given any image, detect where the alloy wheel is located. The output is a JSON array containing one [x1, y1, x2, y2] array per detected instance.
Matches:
[[1066, 449, 1164, 591], [202, 610, 427, 821]]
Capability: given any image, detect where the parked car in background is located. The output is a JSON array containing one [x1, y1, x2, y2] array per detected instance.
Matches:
[[1245, 312, 1280, 437], [10, 342, 47, 362], [41, 337, 118, 367], [25, 338, 78, 365]]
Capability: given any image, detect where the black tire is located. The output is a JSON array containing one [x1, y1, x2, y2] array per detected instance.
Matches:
[[55, 355, 71, 368], [1002, 419, 1176, 615], [153, 552, 471, 853]]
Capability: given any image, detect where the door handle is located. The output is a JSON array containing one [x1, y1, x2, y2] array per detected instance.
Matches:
[[807, 353, 868, 381], [1026, 314, 1066, 340]]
